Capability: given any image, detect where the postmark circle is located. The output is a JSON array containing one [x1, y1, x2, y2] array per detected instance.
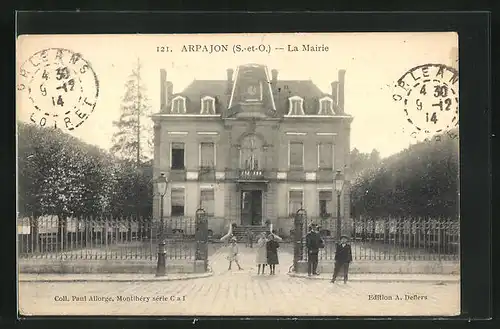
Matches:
[[393, 64, 458, 135], [17, 48, 99, 131]]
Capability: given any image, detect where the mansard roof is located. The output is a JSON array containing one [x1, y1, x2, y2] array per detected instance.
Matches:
[[179, 80, 228, 114], [176, 66, 339, 116], [273, 80, 336, 115]]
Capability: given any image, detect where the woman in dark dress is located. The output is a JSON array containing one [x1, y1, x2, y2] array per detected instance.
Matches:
[[266, 234, 280, 275]]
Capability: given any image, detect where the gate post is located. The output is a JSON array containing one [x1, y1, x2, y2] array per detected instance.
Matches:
[[293, 208, 307, 272], [195, 208, 209, 272]]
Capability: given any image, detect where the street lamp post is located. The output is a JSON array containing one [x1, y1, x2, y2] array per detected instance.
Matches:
[[155, 173, 168, 277], [334, 170, 345, 241]]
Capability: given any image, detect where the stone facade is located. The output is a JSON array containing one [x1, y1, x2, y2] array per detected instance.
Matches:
[[152, 64, 353, 236]]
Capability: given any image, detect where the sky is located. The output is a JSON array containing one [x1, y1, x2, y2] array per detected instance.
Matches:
[[16, 33, 458, 158]]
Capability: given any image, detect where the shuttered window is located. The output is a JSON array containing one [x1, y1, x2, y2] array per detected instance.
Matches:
[[318, 143, 334, 169], [200, 189, 215, 216], [289, 190, 303, 216], [289, 142, 303, 168], [200, 142, 215, 168], [171, 188, 185, 216]]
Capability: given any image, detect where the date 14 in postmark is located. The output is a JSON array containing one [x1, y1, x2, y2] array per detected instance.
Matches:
[[17, 48, 99, 131], [393, 64, 458, 136]]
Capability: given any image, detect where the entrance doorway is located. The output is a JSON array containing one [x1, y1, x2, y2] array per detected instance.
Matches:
[[241, 190, 263, 226]]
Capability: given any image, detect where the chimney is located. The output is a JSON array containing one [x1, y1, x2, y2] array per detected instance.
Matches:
[[338, 69, 346, 113], [271, 69, 278, 84], [166, 82, 173, 110], [330, 81, 339, 106], [160, 69, 167, 112], [226, 68, 234, 94]]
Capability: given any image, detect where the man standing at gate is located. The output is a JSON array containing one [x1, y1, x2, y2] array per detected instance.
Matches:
[[306, 224, 323, 276]]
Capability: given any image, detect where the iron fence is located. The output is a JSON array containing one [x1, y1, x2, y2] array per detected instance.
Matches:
[[17, 215, 202, 260], [295, 215, 459, 261]]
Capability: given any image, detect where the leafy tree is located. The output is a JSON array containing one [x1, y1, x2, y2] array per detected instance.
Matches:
[[110, 58, 153, 163], [351, 129, 459, 219], [17, 122, 153, 221], [350, 148, 381, 180], [106, 160, 152, 218], [369, 149, 380, 166]]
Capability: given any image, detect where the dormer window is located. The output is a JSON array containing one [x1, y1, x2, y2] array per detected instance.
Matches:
[[200, 96, 215, 114], [287, 96, 305, 115], [318, 97, 334, 115], [171, 96, 186, 114]]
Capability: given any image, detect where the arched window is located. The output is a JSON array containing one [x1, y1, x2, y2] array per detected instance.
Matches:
[[240, 134, 263, 170], [201, 96, 215, 114], [171, 96, 186, 114], [287, 96, 305, 115], [318, 96, 334, 115]]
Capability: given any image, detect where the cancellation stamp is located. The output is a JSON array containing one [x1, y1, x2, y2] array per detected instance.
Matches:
[[393, 64, 458, 135], [17, 48, 99, 131]]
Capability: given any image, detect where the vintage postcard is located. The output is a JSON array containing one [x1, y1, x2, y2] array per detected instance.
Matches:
[[17, 32, 460, 317]]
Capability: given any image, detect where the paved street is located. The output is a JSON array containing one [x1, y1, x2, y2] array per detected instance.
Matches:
[[19, 245, 460, 317]]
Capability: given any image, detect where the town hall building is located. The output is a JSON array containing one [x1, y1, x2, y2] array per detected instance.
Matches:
[[151, 64, 353, 236]]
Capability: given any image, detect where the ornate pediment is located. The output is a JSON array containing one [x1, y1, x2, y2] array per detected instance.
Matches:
[[227, 64, 277, 118]]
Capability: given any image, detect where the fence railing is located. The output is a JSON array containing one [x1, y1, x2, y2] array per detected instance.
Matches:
[[295, 215, 459, 262], [17, 215, 202, 260]]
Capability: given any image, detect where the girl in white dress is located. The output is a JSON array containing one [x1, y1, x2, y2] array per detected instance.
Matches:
[[220, 223, 243, 270], [227, 237, 242, 270], [255, 232, 268, 274]]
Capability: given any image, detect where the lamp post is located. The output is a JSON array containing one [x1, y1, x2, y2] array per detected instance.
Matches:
[[334, 170, 344, 241], [155, 173, 168, 277]]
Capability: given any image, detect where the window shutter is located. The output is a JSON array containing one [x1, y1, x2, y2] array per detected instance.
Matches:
[[200, 189, 214, 215], [289, 190, 303, 214], [290, 142, 303, 167], [200, 143, 214, 167], [200, 189, 214, 201], [319, 143, 333, 168], [171, 189, 185, 206]]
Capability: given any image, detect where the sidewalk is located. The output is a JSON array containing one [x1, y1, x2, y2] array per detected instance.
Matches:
[[19, 245, 460, 283], [19, 272, 213, 282], [288, 272, 459, 283]]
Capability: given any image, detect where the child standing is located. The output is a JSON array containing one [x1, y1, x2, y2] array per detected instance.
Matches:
[[255, 232, 268, 274], [227, 237, 243, 270], [331, 235, 353, 284], [266, 234, 280, 275]]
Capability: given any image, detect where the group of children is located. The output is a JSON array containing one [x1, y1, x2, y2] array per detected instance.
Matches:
[[220, 222, 353, 283], [221, 224, 282, 275]]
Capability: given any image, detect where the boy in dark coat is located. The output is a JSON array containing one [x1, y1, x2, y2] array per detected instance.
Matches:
[[331, 235, 353, 284]]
